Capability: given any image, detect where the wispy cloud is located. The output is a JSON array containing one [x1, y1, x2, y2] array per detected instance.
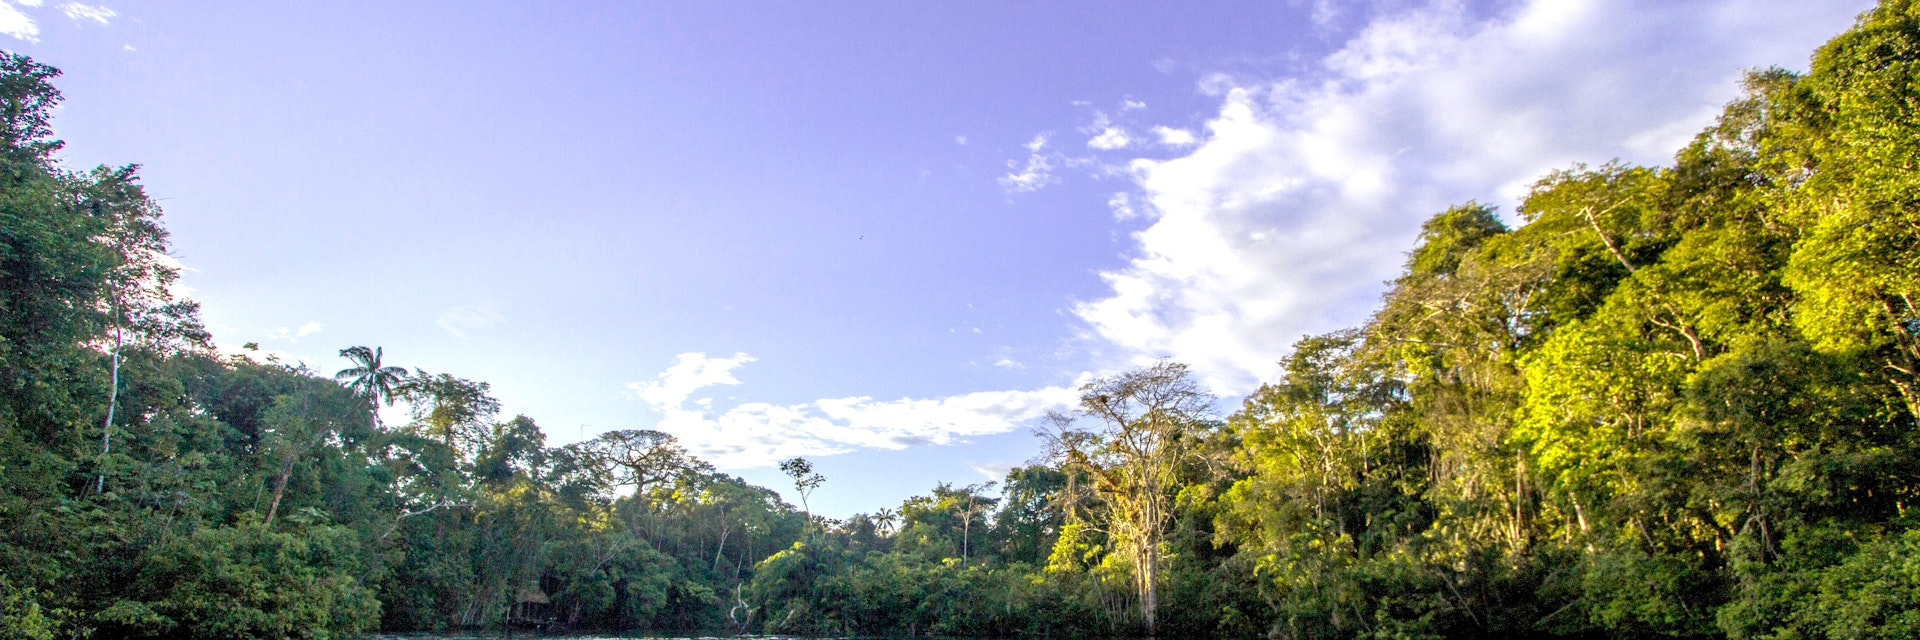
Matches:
[[1009, 100, 1203, 193], [267, 321, 323, 342], [0, 0, 119, 41], [59, 2, 113, 24], [969, 461, 1015, 482], [1068, 0, 1868, 393], [0, 2, 40, 41], [436, 303, 505, 339], [1107, 192, 1142, 221], [630, 352, 1079, 468], [1309, 0, 1342, 29], [998, 133, 1058, 193]]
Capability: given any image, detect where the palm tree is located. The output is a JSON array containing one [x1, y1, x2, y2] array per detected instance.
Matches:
[[874, 507, 899, 536], [335, 345, 408, 428]]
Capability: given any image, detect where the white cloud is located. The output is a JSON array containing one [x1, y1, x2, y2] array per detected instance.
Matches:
[[1107, 192, 1141, 221], [627, 351, 756, 409], [629, 353, 1079, 468], [436, 303, 505, 338], [1310, 0, 1341, 29], [1087, 126, 1133, 150], [0, 0, 121, 41], [1008, 107, 1166, 191], [59, 2, 112, 24], [1024, 134, 1048, 152], [1074, 0, 1870, 393], [1152, 126, 1199, 147], [0, 2, 39, 41], [969, 462, 1015, 481], [267, 321, 322, 343], [955, 135, 968, 145], [998, 133, 1058, 193], [1084, 109, 1138, 151]]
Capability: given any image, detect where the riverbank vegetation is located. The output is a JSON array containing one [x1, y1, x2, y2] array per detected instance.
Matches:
[[6, 2, 1920, 638]]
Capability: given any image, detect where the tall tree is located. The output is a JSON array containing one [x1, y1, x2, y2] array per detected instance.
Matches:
[[1041, 361, 1217, 636], [334, 345, 407, 428], [780, 457, 825, 531], [395, 370, 500, 459], [581, 429, 701, 497]]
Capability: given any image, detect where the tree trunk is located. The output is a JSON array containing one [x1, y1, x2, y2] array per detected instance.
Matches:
[[712, 520, 731, 574], [962, 514, 971, 560], [96, 298, 122, 494], [1139, 542, 1159, 636], [265, 454, 295, 524]]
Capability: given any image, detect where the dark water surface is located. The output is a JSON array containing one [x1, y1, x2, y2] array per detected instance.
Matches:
[[370, 636, 849, 640], [370, 635, 760, 640]]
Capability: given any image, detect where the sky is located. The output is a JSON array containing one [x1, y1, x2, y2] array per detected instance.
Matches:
[[3, 0, 1875, 518]]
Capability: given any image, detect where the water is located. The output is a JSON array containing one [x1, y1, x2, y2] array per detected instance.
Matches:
[[370, 634, 829, 638]]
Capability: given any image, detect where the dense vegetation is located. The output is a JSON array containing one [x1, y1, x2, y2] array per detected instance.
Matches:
[[6, 2, 1920, 638]]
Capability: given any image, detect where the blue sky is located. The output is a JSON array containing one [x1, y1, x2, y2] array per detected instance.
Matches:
[[5, 0, 1873, 517]]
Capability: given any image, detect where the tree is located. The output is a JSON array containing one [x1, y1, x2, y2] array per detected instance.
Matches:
[[87, 164, 205, 494], [873, 508, 900, 536], [581, 429, 700, 497], [1771, 1, 1920, 420], [780, 457, 825, 529], [394, 370, 500, 460], [258, 377, 362, 525], [333, 346, 407, 428], [993, 466, 1069, 565], [955, 482, 997, 562], [1040, 361, 1217, 635]]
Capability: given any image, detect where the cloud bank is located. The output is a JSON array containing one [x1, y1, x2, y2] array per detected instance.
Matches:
[[1072, 0, 1870, 393], [629, 352, 1079, 468]]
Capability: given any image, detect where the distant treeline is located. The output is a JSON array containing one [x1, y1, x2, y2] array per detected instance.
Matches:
[[6, 2, 1920, 638]]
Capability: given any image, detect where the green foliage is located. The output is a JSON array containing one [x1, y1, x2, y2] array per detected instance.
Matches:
[[104, 521, 380, 639], [0, 577, 72, 640]]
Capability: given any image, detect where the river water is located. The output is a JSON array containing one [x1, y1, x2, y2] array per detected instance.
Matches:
[[370, 636, 833, 640]]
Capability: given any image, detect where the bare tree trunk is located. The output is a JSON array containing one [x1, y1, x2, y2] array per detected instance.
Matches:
[[712, 519, 732, 574], [96, 298, 122, 495], [962, 509, 971, 560]]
